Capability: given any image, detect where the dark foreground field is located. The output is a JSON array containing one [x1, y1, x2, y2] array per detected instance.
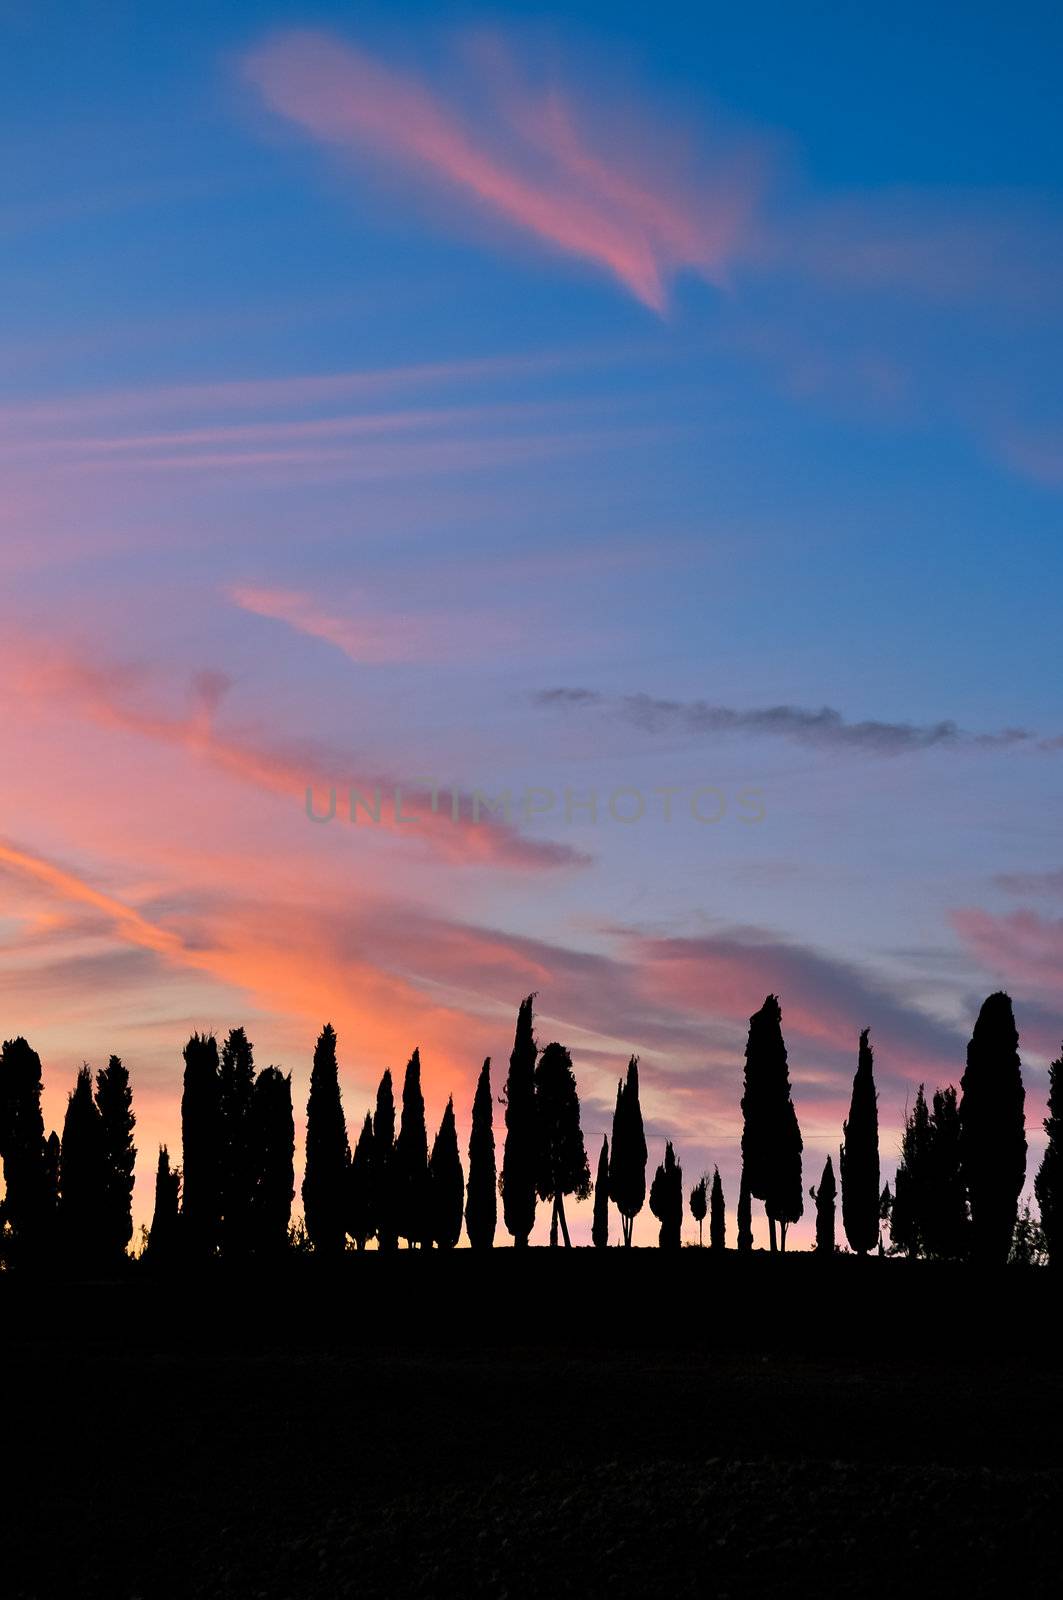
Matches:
[[2, 1254, 1061, 1598]]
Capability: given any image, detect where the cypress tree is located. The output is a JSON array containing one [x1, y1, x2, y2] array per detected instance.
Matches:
[[841, 1029, 880, 1255], [740, 996, 803, 1251], [95, 1054, 136, 1263], [373, 1069, 397, 1251], [349, 1112, 375, 1249], [219, 1027, 256, 1259], [1035, 1046, 1063, 1266], [394, 1049, 429, 1247], [302, 1023, 350, 1257], [959, 992, 1027, 1266], [812, 1155, 836, 1254], [890, 1086, 932, 1257], [608, 1055, 647, 1247], [0, 1037, 52, 1263], [710, 1166, 726, 1250], [649, 1141, 683, 1249], [59, 1066, 109, 1269], [534, 1041, 590, 1247], [592, 1135, 610, 1249], [737, 1165, 753, 1252], [501, 995, 538, 1247], [250, 1067, 294, 1256], [428, 1097, 464, 1249], [689, 1175, 707, 1246], [180, 1032, 221, 1261], [925, 1086, 967, 1259], [148, 1145, 180, 1263], [465, 1058, 496, 1251]]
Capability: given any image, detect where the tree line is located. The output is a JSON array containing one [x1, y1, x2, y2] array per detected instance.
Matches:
[[0, 989, 1058, 1267]]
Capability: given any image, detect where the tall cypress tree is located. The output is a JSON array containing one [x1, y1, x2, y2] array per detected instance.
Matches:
[[925, 1086, 967, 1259], [465, 1058, 496, 1251], [219, 1027, 256, 1259], [649, 1141, 683, 1249], [592, 1135, 610, 1249], [841, 1029, 880, 1255], [302, 1023, 350, 1257], [0, 1036, 51, 1263], [501, 995, 538, 1247], [959, 992, 1027, 1265], [59, 1066, 109, 1269], [534, 1042, 590, 1248], [608, 1056, 647, 1247], [890, 1086, 932, 1257], [812, 1155, 836, 1254], [349, 1112, 375, 1249], [710, 1166, 726, 1251], [737, 1165, 753, 1252], [394, 1049, 429, 1248], [1035, 1046, 1063, 1266], [250, 1067, 294, 1256], [740, 996, 803, 1251], [148, 1145, 180, 1263], [428, 1097, 464, 1249], [689, 1176, 707, 1246], [373, 1069, 397, 1252], [180, 1032, 221, 1261], [95, 1055, 136, 1263]]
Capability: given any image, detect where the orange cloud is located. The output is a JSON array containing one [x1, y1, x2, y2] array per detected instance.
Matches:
[[242, 30, 755, 311]]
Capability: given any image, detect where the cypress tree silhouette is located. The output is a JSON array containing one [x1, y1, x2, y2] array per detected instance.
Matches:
[[740, 996, 803, 1251], [737, 1165, 753, 1252], [649, 1141, 683, 1249], [608, 1055, 647, 1247], [95, 1054, 135, 1264], [465, 1058, 496, 1251], [219, 1027, 256, 1259], [249, 1067, 294, 1256], [501, 995, 538, 1248], [42, 1130, 60, 1246], [925, 1086, 968, 1260], [180, 1032, 221, 1261], [960, 992, 1027, 1266], [534, 1042, 590, 1247], [710, 1166, 726, 1250], [59, 1066, 109, 1270], [841, 1029, 880, 1256], [592, 1135, 610, 1249], [811, 1155, 836, 1254], [373, 1069, 397, 1252], [148, 1145, 180, 1263], [394, 1049, 429, 1248], [689, 1175, 707, 1246], [428, 1097, 464, 1249], [1035, 1046, 1063, 1266], [349, 1112, 375, 1249], [878, 1183, 892, 1255], [890, 1086, 931, 1257], [302, 1023, 350, 1258], [0, 1037, 52, 1263]]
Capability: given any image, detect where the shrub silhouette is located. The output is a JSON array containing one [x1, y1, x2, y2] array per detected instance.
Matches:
[[501, 995, 537, 1248], [302, 1024, 350, 1258], [592, 1135, 610, 1249], [395, 1049, 429, 1248], [649, 1141, 683, 1249], [841, 1030, 879, 1256], [428, 1096, 464, 1249], [534, 1042, 590, 1247], [465, 1058, 496, 1251], [960, 993, 1026, 1266], [608, 1056, 647, 1247], [710, 1166, 726, 1251]]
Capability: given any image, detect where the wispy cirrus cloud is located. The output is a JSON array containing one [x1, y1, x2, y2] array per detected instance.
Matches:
[[227, 584, 517, 664], [241, 30, 757, 311], [533, 688, 1044, 755]]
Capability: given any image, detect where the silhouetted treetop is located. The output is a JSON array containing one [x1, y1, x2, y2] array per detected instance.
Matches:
[[649, 1141, 683, 1250], [960, 992, 1026, 1266], [534, 1042, 590, 1248], [710, 1167, 726, 1251], [841, 1029, 880, 1256], [428, 1096, 464, 1250], [608, 1056, 647, 1248], [95, 1054, 136, 1262], [302, 1023, 350, 1258], [592, 1135, 610, 1249], [395, 1049, 429, 1248], [501, 994, 538, 1248], [466, 1058, 496, 1252]]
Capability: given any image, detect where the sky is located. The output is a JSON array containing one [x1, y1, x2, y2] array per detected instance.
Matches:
[[1, 1, 1062, 1245]]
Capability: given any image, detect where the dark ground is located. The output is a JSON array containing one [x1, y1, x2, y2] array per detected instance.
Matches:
[[1, 1253, 1060, 1598]]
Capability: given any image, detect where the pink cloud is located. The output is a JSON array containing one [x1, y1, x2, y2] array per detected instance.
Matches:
[[952, 907, 1063, 996], [241, 30, 756, 311], [227, 583, 518, 664]]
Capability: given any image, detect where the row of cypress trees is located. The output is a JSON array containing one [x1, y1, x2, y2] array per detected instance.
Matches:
[[1, 987, 1057, 1263]]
